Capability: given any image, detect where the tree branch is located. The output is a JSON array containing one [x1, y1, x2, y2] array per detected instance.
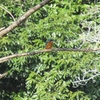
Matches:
[[0, 0, 51, 37], [0, 72, 8, 79], [0, 6, 15, 21], [0, 27, 5, 31], [0, 48, 100, 63]]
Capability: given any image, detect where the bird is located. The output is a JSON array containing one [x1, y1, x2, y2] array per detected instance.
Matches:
[[45, 39, 54, 49]]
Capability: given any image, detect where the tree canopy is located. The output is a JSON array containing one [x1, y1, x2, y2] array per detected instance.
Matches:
[[0, 0, 100, 99]]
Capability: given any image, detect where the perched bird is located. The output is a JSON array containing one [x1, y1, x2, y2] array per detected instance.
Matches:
[[45, 39, 54, 49]]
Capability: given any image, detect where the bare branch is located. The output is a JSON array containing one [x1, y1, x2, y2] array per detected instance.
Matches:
[[0, 72, 8, 79], [0, 0, 51, 37], [0, 27, 5, 31], [0, 48, 100, 63], [72, 56, 100, 88], [73, 69, 100, 88]]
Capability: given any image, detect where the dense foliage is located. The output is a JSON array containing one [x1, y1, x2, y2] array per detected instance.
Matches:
[[0, 0, 100, 99]]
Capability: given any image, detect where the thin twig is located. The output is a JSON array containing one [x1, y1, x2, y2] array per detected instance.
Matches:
[[0, 6, 15, 21]]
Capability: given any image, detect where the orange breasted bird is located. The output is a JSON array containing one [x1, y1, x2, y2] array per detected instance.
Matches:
[[45, 39, 54, 49]]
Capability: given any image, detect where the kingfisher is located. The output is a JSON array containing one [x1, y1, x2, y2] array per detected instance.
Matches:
[[45, 39, 54, 49]]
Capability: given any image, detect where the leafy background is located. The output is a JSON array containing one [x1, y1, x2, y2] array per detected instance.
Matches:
[[0, 0, 100, 99]]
